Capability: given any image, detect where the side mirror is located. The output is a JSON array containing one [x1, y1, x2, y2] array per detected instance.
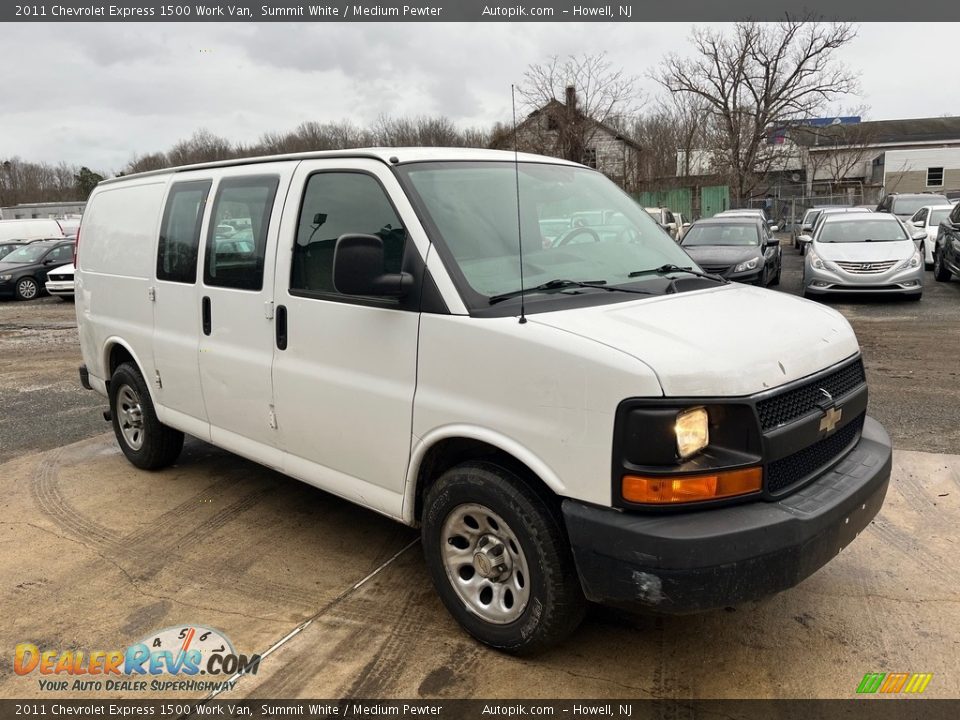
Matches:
[[911, 219, 925, 228], [766, 237, 780, 247], [798, 234, 812, 244], [43, 258, 55, 265], [911, 230, 927, 242], [333, 234, 412, 297], [769, 225, 780, 232], [682, 222, 691, 228], [801, 224, 812, 231]]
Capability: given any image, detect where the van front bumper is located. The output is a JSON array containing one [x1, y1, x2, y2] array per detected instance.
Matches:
[[563, 415, 891, 614]]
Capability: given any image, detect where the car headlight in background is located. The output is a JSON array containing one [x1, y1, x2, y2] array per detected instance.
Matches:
[[897, 251, 922, 271], [734, 257, 760, 273], [0, 274, 12, 282], [675, 407, 709, 459]]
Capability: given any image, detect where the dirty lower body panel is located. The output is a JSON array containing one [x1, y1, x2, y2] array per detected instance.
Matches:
[[563, 415, 892, 613]]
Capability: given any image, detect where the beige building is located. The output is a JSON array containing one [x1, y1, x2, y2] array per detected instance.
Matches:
[[876, 148, 960, 195]]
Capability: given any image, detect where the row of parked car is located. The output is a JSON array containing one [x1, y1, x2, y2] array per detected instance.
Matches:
[[0, 218, 77, 301], [787, 192, 960, 300]]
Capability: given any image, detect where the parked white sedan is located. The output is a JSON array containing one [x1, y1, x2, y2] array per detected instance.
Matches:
[[44, 262, 75, 300], [908, 205, 954, 268]]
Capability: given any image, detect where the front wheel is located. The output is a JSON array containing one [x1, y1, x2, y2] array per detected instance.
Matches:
[[421, 462, 586, 654], [15, 277, 39, 301], [109, 362, 184, 470]]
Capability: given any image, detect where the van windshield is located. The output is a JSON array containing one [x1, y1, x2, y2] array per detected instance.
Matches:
[[399, 162, 697, 305]]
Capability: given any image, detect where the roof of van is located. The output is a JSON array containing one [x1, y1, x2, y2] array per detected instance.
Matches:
[[99, 147, 582, 186]]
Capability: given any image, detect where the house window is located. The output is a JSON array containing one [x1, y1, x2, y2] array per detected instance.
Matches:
[[546, 115, 559, 131], [582, 148, 598, 169], [927, 167, 944, 187]]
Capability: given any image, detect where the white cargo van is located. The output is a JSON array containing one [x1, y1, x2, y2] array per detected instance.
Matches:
[[76, 149, 891, 653], [0, 218, 64, 242]]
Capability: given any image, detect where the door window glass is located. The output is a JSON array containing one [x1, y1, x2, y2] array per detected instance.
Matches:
[[290, 172, 406, 295], [204, 176, 279, 291], [157, 180, 211, 283]]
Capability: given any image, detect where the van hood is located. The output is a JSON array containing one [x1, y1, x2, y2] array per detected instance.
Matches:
[[530, 284, 859, 397], [814, 239, 914, 262]]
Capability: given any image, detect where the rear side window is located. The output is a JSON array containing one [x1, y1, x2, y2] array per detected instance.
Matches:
[[290, 172, 406, 296], [204, 176, 279, 291], [157, 180, 211, 283], [45, 245, 74, 263]]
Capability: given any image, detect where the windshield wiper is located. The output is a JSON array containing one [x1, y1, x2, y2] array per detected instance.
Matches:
[[489, 278, 656, 305], [627, 264, 728, 284]]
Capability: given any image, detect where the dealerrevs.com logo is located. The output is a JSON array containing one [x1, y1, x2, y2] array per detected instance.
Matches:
[[15, 625, 260, 693]]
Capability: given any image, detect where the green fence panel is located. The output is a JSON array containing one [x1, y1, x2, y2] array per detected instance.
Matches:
[[699, 185, 730, 219], [636, 188, 693, 220]]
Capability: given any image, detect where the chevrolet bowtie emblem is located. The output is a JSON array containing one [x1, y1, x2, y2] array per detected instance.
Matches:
[[820, 406, 843, 433]]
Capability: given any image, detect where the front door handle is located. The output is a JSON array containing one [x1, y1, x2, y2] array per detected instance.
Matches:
[[202, 296, 211, 336], [276, 304, 287, 350]]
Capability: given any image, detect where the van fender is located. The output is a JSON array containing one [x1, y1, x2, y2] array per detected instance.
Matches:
[[101, 336, 155, 403], [402, 424, 567, 525]]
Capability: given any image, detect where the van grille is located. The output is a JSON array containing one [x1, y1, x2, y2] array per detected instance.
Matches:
[[766, 413, 865, 494], [756, 358, 866, 431], [835, 260, 897, 274]]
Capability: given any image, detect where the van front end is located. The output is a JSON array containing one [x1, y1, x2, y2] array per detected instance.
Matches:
[[562, 355, 892, 613]]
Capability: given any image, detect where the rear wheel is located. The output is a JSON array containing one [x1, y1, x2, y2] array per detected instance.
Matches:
[[14, 277, 39, 301], [109, 362, 184, 470], [421, 461, 586, 654]]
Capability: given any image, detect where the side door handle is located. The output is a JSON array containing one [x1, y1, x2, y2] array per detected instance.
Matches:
[[202, 296, 212, 336], [276, 304, 287, 350]]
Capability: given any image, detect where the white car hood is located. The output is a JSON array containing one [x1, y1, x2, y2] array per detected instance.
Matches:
[[530, 284, 859, 397], [814, 240, 914, 262]]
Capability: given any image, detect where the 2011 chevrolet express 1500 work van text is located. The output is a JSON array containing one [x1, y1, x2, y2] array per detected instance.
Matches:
[[75, 149, 891, 653]]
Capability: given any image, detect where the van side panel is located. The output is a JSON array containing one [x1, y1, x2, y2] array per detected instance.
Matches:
[[408, 314, 663, 518], [76, 179, 169, 389]]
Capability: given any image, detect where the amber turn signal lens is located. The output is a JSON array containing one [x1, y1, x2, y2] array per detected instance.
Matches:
[[622, 467, 762, 504]]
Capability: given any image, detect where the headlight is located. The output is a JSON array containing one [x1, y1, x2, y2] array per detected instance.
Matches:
[[808, 250, 824, 270], [734, 257, 760, 273], [0, 274, 12, 281], [675, 407, 709, 459], [897, 251, 922, 271]]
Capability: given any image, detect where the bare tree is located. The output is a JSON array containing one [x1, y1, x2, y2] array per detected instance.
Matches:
[[515, 53, 641, 163], [656, 20, 860, 203]]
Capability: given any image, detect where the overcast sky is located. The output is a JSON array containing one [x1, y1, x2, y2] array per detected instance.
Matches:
[[4, 22, 957, 173]]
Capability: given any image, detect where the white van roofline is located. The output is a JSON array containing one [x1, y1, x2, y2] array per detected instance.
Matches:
[[99, 147, 583, 186]]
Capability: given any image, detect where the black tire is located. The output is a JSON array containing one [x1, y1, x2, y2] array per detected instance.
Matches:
[[421, 461, 586, 654], [770, 261, 781, 286], [108, 362, 184, 470], [933, 247, 952, 282], [14, 276, 40, 301]]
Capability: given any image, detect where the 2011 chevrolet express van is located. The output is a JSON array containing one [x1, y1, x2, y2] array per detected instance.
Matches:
[[76, 149, 892, 653]]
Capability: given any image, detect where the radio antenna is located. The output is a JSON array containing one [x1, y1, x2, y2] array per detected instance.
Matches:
[[511, 84, 527, 324]]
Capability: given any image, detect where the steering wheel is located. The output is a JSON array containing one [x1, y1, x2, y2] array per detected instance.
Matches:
[[557, 226, 602, 246]]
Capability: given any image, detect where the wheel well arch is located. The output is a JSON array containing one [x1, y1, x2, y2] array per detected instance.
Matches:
[[102, 340, 150, 398], [409, 436, 560, 525]]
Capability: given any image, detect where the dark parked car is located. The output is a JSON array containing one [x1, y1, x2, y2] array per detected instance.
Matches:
[[680, 217, 781, 286], [876, 192, 950, 220], [934, 201, 960, 283], [0, 239, 75, 300]]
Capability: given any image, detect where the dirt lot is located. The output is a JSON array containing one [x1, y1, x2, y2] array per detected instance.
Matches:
[[1, 251, 958, 700]]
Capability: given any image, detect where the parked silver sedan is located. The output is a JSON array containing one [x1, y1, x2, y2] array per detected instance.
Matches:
[[803, 214, 924, 301]]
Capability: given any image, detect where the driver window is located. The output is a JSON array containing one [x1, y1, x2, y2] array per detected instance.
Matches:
[[290, 172, 406, 296]]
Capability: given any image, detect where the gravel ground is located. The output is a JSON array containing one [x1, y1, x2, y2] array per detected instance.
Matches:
[[1, 246, 958, 462]]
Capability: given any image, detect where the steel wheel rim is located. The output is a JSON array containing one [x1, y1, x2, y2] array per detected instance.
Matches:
[[440, 503, 531, 625], [116, 384, 145, 451], [17, 279, 37, 299]]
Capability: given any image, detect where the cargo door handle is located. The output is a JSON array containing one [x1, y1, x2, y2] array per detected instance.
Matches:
[[276, 305, 287, 350], [202, 296, 212, 336]]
